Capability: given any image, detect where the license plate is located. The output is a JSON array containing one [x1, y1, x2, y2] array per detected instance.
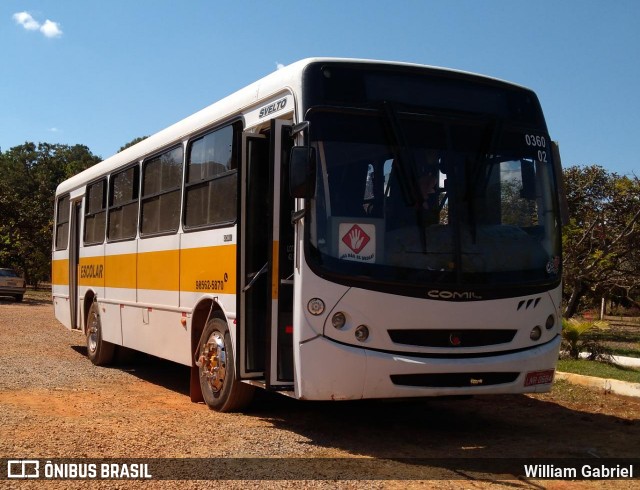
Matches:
[[524, 369, 555, 386]]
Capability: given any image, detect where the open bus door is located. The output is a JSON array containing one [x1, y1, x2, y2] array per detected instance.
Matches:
[[238, 119, 294, 390]]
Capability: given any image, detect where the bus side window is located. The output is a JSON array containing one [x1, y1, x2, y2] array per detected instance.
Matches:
[[84, 179, 107, 245], [55, 194, 70, 250], [184, 123, 238, 229], [141, 146, 183, 236], [108, 165, 140, 241]]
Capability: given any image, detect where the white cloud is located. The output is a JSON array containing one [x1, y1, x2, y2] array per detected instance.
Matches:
[[13, 11, 63, 38], [48, 127, 60, 133], [13, 12, 40, 30], [276, 62, 285, 70], [40, 19, 63, 38]]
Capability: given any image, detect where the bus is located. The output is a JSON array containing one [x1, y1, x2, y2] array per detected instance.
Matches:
[[52, 58, 565, 412]]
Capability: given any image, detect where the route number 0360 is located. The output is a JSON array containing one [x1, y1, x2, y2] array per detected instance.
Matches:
[[525, 134, 546, 148], [525, 134, 548, 162]]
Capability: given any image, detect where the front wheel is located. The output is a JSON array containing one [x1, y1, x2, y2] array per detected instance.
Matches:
[[86, 302, 115, 366], [197, 317, 254, 412]]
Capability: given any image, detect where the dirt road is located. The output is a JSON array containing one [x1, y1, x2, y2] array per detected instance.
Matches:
[[1, 294, 639, 488]]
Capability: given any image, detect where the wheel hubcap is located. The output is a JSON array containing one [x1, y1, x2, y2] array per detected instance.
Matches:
[[87, 311, 99, 354], [201, 331, 226, 393]]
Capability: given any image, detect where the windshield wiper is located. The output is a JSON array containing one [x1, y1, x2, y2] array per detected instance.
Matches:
[[466, 118, 502, 243], [381, 102, 421, 207], [381, 102, 432, 254]]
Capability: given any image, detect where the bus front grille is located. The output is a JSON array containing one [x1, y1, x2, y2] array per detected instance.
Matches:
[[387, 329, 517, 348], [390, 372, 519, 388]]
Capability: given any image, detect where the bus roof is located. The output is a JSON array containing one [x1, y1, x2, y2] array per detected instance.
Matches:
[[56, 57, 526, 196]]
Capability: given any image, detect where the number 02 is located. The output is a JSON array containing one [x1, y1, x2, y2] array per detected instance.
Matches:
[[538, 150, 547, 162]]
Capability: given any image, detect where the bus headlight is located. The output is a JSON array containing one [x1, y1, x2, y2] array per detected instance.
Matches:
[[546, 314, 555, 330], [355, 325, 369, 342], [530, 326, 542, 341], [331, 312, 346, 329], [307, 298, 325, 316]]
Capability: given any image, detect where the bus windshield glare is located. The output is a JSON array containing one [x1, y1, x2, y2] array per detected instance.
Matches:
[[306, 106, 561, 293]]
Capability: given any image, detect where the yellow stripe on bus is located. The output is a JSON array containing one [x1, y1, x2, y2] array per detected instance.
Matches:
[[105, 253, 137, 289], [181, 244, 236, 293], [78, 256, 105, 287], [54, 245, 238, 294], [51, 259, 69, 286], [138, 249, 180, 292]]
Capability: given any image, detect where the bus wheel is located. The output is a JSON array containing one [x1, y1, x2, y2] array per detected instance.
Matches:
[[86, 302, 115, 366], [198, 317, 254, 412]]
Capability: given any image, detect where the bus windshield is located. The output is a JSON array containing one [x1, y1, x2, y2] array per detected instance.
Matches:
[[306, 107, 561, 293]]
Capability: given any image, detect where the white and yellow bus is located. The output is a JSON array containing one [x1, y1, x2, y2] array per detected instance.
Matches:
[[53, 58, 565, 411]]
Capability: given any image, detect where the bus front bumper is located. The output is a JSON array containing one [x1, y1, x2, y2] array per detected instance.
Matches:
[[296, 335, 561, 400]]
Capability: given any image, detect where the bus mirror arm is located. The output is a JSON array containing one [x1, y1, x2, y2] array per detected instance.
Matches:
[[291, 209, 305, 224], [242, 262, 269, 293], [289, 121, 309, 138], [289, 146, 316, 199]]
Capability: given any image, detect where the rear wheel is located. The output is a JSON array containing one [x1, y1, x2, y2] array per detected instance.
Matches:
[[86, 302, 115, 365], [197, 317, 254, 412], [14, 294, 23, 302]]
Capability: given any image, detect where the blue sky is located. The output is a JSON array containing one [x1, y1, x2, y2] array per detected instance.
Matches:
[[1, 1, 638, 176]]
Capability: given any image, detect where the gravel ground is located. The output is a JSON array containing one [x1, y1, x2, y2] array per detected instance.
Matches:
[[1, 292, 639, 489]]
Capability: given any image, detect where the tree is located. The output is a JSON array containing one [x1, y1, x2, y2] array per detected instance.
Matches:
[[0, 143, 100, 286], [118, 136, 149, 153], [562, 165, 640, 317], [561, 317, 610, 360]]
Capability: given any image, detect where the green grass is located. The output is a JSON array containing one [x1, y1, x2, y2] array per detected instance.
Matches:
[[558, 359, 640, 384]]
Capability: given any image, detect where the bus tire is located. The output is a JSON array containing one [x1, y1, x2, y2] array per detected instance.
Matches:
[[86, 302, 115, 366], [198, 317, 254, 412], [15, 294, 23, 302]]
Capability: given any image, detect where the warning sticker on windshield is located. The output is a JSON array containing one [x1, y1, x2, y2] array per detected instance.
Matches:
[[339, 223, 376, 263]]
